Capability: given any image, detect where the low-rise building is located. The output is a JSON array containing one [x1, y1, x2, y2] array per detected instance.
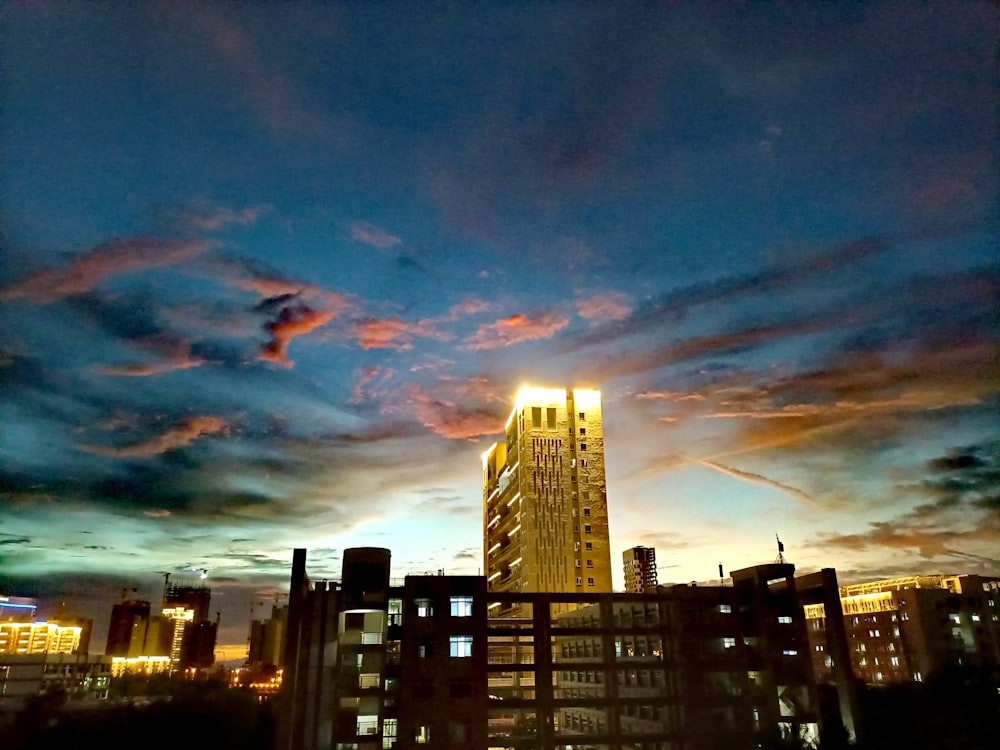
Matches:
[[0, 653, 112, 713]]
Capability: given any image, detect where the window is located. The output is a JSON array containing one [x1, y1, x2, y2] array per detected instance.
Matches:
[[575, 559, 581, 567], [359, 673, 380, 688], [415, 725, 431, 744], [450, 596, 473, 617], [576, 576, 583, 586], [584, 524, 592, 533], [585, 542, 593, 551], [345, 612, 365, 629], [579, 428, 586, 436], [587, 577, 595, 586], [418, 642, 432, 658], [782, 649, 798, 656], [778, 615, 793, 624], [573, 541, 580, 550], [719, 604, 732, 614], [382, 719, 398, 750], [579, 411, 585, 420], [449, 635, 473, 657], [416, 598, 433, 617], [531, 407, 541, 428], [722, 637, 736, 649], [547, 407, 556, 429], [586, 560, 593, 568], [579, 443, 587, 451], [448, 722, 469, 743], [583, 508, 591, 517], [388, 598, 403, 626]]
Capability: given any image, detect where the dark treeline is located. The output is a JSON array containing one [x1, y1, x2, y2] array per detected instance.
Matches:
[[3, 677, 274, 750]]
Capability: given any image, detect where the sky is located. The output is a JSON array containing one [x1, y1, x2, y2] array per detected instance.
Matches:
[[1, 2, 997, 657]]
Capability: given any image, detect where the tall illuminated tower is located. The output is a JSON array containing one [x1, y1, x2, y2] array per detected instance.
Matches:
[[482, 386, 613, 608]]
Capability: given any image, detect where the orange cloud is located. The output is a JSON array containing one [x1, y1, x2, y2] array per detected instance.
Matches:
[[97, 336, 205, 377], [576, 292, 631, 322], [445, 297, 490, 318], [0, 237, 214, 304], [350, 221, 402, 249], [462, 310, 570, 351], [80, 416, 228, 458], [260, 306, 336, 367]]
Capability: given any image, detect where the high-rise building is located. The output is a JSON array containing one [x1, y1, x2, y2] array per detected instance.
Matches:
[[482, 386, 612, 613], [623, 545, 658, 593], [106, 599, 152, 657]]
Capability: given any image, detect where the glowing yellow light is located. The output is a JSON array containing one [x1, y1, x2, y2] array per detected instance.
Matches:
[[488, 571, 501, 581], [506, 492, 521, 507], [572, 388, 601, 408], [514, 386, 568, 411], [488, 542, 501, 554], [481, 443, 498, 468], [507, 524, 521, 536], [510, 557, 522, 567]]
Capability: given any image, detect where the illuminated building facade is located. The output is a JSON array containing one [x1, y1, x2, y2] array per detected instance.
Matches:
[[280, 548, 854, 750], [0, 621, 83, 655], [482, 387, 613, 617], [623, 545, 658, 593], [805, 574, 1000, 685]]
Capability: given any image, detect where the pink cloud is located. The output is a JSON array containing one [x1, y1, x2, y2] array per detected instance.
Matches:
[[177, 205, 265, 231], [97, 336, 205, 377], [80, 416, 228, 458], [260, 306, 336, 367], [446, 297, 490, 318], [350, 221, 402, 249], [0, 237, 214, 304], [350, 366, 395, 403], [405, 384, 504, 440], [352, 317, 447, 350], [576, 292, 631, 322], [462, 310, 570, 351]]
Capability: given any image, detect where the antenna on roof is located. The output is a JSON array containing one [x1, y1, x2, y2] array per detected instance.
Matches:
[[775, 534, 785, 564]]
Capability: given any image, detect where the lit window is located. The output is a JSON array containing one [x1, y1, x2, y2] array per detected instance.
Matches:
[[575, 559, 581, 568], [449, 635, 473, 657], [914, 672, 922, 682], [782, 649, 798, 656], [971, 613, 981, 622], [949, 613, 960, 624], [450, 596, 473, 617], [722, 637, 736, 649], [416, 598, 433, 617], [778, 616, 792, 624], [415, 725, 431, 744], [719, 604, 732, 614]]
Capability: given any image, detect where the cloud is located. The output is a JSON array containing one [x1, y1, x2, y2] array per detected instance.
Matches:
[[695, 459, 819, 507], [179, 205, 264, 231], [96, 335, 206, 377], [352, 317, 446, 350], [445, 297, 490, 319], [375, 376, 507, 440], [462, 310, 570, 351], [260, 305, 336, 367], [817, 441, 999, 557], [0, 237, 215, 304], [349, 366, 394, 404], [350, 221, 402, 250], [576, 292, 631, 322], [79, 416, 229, 458]]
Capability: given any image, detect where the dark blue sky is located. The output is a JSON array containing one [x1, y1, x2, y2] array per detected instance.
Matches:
[[1, 2, 997, 654]]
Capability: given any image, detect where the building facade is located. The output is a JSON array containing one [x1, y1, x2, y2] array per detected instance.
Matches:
[[482, 387, 613, 616], [623, 546, 658, 593], [0, 653, 112, 713], [804, 574, 1000, 686], [279, 548, 853, 750]]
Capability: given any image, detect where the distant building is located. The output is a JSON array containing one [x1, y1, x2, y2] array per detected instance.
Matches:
[[0, 621, 85, 655], [248, 604, 288, 669], [805, 574, 1000, 685], [278, 548, 855, 750], [482, 387, 613, 618], [106, 599, 152, 657], [0, 596, 38, 622], [623, 545, 658, 593], [0, 653, 112, 713]]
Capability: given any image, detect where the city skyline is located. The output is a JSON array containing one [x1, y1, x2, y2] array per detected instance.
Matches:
[[1, 3, 997, 653]]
